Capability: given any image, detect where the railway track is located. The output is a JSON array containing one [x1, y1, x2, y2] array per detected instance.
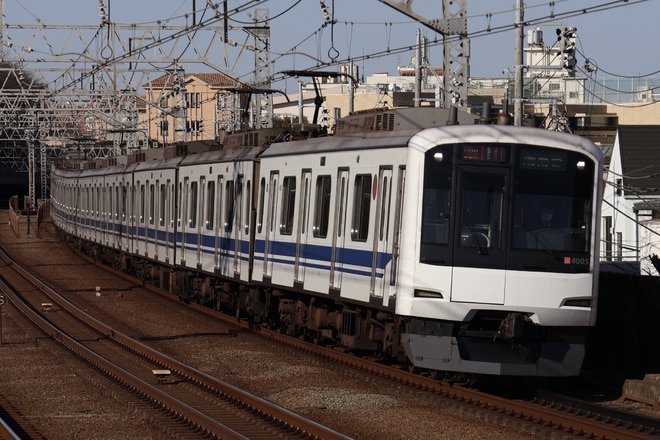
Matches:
[[228, 322, 660, 440], [0, 244, 350, 440], [2, 227, 659, 439], [101, 259, 660, 440]]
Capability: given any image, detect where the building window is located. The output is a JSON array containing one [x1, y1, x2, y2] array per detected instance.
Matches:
[[187, 92, 201, 108], [186, 120, 203, 133], [217, 93, 227, 110]]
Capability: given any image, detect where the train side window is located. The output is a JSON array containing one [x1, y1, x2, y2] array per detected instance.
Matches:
[[116, 186, 121, 221], [158, 184, 166, 226], [351, 174, 372, 242], [139, 183, 145, 224], [189, 180, 198, 228], [280, 176, 296, 235], [122, 185, 127, 220], [149, 183, 155, 225], [206, 180, 215, 230], [300, 175, 309, 235], [313, 175, 331, 238], [225, 180, 235, 232], [179, 179, 187, 228], [258, 178, 265, 234], [94, 185, 98, 218], [236, 176, 244, 235], [379, 175, 391, 241], [244, 180, 251, 235], [215, 176, 223, 232]]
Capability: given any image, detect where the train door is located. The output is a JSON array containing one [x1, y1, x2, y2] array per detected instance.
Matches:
[[239, 178, 252, 282], [138, 181, 147, 256], [195, 177, 204, 267], [390, 167, 406, 289], [156, 181, 164, 261], [101, 184, 107, 245], [130, 181, 137, 253], [222, 179, 236, 275], [147, 181, 156, 258], [294, 170, 312, 284], [263, 172, 279, 279], [451, 166, 509, 304], [120, 182, 130, 252], [179, 178, 188, 265], [213, 176, 224, 272], [330, 169, 349, 289], [371, 167, 393, 297], [164, 179, 175, 264], [114, 183, 118, 247], [233, 176, 243, 276]]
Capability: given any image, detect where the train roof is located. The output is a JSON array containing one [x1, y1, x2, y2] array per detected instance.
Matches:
[[408, 124, 603, 160], [259, 129, 419, 158], [333, 107, 476, 135], [261, 122, 603, 161], [178, 144, 267, 166]]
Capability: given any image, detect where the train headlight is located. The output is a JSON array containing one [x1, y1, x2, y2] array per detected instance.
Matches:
[[433, 152, 444, 162], [576, 160, 586, 170], [414, 289, 444, 299]]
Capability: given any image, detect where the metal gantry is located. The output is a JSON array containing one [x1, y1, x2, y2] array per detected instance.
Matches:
[[379, 0, 469, 109], [0, 0, 270, 201], [0, 0, 470, 204]]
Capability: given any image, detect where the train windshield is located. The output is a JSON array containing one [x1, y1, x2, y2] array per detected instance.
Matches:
[[421, 143, 595, 273]]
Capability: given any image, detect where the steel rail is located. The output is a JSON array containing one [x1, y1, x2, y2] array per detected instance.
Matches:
[[0, 244, 351, 440], [70, 240, 660, 440]]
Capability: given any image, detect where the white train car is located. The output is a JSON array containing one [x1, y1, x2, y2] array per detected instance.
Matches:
[[252, 131, 410, 306], [175, 146, 264, 284], [396, 124, 602, 375], [251, 110, 602, 376], [51, 107, 603, 377]]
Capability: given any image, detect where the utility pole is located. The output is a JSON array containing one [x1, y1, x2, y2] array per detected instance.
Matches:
[[414, 29, 422, 107], [514, 0, 525, 126], [379, 0, 469, 109]]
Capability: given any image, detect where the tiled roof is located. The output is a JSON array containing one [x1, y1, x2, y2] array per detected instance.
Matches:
[[147, 72, 237, 88], [618, 125, 660, 196]]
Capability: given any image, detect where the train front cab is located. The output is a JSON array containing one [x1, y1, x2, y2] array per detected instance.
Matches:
[[397, 126, 603, 376]]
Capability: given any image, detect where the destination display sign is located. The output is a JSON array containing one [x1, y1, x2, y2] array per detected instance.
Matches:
[[460, 145, 508, 163], [520, 149, 567, 171]]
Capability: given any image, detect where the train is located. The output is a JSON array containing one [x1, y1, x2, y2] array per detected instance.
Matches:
[[50, 107, 603, 377]]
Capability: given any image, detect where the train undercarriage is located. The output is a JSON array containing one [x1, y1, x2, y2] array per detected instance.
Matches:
[[71, 235, 403, 362], [68, 233, 584, 378]]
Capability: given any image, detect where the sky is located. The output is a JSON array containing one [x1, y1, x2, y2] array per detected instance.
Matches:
[[3, 0, 659, 92]]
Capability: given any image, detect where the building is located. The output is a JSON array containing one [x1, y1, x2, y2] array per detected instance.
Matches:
[[603, 125, 660, 274], [142, 72, 238, 146]]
